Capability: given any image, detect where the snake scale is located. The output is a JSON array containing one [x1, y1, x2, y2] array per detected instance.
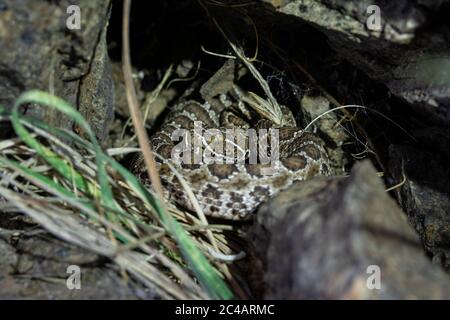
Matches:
[[133, 67, 330, 220]]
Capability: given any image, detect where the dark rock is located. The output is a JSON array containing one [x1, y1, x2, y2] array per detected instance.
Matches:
[[0, 0, 114, 141], [0, 230, 156, 299], [77, 7, 115, 142], [389, 145, 450, 271], [301, 93, 349, 175], [413, 126, 450, 160], [267, 0, 450, 126], [250, 161, 450, 299]]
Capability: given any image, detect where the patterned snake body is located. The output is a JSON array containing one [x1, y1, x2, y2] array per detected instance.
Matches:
[[133, 97, 330, 220]]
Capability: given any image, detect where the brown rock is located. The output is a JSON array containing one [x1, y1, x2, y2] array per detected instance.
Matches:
[[389, 145, 450, 271], [0, 0, 114, 141], [250, 160, 450, 299]]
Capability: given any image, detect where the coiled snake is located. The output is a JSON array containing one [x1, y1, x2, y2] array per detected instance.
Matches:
[[133, 87, 330, 220]]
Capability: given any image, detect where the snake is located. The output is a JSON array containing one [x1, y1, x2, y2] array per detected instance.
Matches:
[[132, 90, 330, 220]]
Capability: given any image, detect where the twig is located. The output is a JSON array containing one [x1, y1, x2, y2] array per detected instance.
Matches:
[[122, 0, 166, 206]]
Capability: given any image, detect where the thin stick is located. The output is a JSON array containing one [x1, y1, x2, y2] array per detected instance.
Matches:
[[122, 0, 165, 205], [303, 104, 415, 141]]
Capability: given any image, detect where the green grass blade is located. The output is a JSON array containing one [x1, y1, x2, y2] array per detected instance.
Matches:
[[9, 90, 234, 299], [104, 146, 234, 299]]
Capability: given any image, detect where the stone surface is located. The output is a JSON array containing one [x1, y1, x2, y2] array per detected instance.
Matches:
[[389, 144, 450, 271], [0, 0, 114, 141], [77, 7, 115, 142], [250, 161, 450, 299], [268, 0, 450, 126], [301, 93, 349, 174], [0, 230, 155, 299]]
